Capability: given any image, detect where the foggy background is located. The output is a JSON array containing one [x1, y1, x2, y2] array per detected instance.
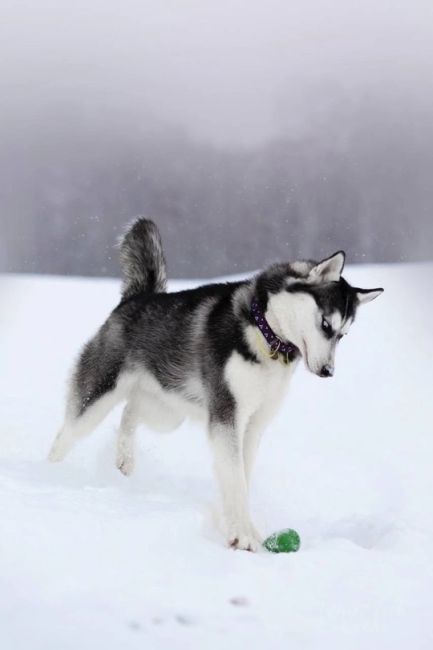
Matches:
[[1, 0, 432, 278]]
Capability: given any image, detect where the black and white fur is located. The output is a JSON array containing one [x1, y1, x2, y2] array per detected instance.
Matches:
[[49, 218, 383, 551]]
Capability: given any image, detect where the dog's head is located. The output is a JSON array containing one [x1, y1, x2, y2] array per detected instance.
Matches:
[[256, 252, 383, 377]]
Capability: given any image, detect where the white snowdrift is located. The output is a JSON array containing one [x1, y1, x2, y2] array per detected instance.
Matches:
[[0, 264, 432, 650]]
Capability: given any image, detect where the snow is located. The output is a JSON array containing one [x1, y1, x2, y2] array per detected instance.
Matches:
[[0, 264, 432, 650]]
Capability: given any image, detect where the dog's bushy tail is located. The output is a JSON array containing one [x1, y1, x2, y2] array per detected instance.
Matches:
[[119, 218, 167, 299]]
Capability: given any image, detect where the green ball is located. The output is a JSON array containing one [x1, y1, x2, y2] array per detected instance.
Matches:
[[263, 528, 301, 553]]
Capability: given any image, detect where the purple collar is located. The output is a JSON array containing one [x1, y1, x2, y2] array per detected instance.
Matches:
[[251, 300, 299, 361]]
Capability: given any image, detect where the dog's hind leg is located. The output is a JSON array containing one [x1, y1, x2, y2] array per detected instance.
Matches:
[[48, 321, 130, 462], [116, 388, 186, 475], [48, 357, 135, 463], [116, 392, 142, 476], [48, 381, 127, 462]]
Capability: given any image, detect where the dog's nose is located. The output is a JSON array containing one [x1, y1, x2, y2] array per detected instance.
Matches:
[[320, 364, 334, 378]]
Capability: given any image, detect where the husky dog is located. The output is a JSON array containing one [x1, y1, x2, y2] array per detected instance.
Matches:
[[49, 219, 383, 551]]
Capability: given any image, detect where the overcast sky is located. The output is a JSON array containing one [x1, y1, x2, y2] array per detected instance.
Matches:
[[2, 0, 433, 147], [1, 0, 432, 276]]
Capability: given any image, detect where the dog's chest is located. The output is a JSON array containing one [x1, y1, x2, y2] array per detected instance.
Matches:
[[225, 351, 295, 415]]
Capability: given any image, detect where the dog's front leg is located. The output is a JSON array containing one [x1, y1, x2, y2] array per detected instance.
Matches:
[[243, 404, 277, 488], [209, 420, 261, 551]]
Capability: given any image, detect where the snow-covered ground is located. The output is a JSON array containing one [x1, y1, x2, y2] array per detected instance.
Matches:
[[0, 264, 432, 650]]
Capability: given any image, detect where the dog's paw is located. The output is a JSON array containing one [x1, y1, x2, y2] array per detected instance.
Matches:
[[228, 524, 262, 552], [116, 436, 134, 476], [48, 441, 66, 463], [116, 454, 134, 476]]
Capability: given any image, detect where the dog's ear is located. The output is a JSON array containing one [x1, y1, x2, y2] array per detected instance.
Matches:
[[355, 287, 384, 305], [309, 251, 345, 283]]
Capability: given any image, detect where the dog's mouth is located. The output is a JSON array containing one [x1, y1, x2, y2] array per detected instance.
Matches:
[[301, 338, 313, 373], [301, 338, 328, 377]]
